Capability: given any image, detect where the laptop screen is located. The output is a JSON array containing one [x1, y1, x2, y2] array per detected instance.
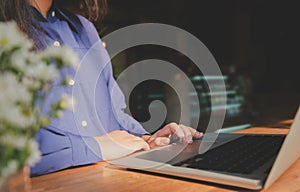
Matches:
[[125, 75, 257, 134]]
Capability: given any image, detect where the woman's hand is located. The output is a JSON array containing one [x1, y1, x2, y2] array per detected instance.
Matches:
[[94, 123, 202, 160], [94, 130, 150, 160], [143, 123, 203, 149]]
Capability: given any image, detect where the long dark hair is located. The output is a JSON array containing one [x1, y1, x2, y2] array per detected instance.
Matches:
[[56, 0, 107, 21], [0, 0, 107, 40]]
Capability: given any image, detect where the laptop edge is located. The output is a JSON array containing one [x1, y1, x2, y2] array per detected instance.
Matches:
[[109, 106, 300, 190]]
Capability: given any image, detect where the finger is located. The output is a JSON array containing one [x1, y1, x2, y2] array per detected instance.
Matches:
[[179, 124, 193, 143], [154, 123, 182, 137], [184, 126, 203, 138], [149, 137, 170, 148], [193, 130, 203, 138], [147, 122, 179, 143], [167, 123, 185, 139]]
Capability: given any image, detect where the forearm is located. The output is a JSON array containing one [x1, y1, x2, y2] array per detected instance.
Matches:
[[94, 130, 150, 161]]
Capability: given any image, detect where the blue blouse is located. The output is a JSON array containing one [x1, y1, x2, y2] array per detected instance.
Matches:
[[30, 4, 147, 176]]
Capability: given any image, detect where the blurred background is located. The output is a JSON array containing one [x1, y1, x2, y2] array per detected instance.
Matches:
[[84, 0, 299, 131]]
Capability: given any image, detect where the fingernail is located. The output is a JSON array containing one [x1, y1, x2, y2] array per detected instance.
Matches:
[[163, 139, 170, 145], [195, 131, 203, 137], [178, 132, 184, 138]]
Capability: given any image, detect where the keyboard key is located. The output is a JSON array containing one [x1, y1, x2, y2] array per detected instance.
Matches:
[[174, 135, 285, 174]]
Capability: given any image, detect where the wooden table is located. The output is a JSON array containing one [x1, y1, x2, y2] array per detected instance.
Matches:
[[31, 127, 300, 192]]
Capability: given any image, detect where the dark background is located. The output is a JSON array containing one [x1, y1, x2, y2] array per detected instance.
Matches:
[[93, 0, 300, 127]]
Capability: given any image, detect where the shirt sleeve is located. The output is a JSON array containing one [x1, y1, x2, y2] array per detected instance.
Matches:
[[104, 62, 149, 137], [30, 127, 102, 176], [78, 16, 149, 137]]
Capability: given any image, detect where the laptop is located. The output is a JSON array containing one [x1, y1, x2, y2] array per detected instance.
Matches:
[[109, 107, 300, 190]]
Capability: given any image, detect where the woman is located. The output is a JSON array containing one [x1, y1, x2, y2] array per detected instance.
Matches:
[[0, 0, 202, 176]]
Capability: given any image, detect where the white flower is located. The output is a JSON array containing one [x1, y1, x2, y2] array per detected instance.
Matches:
[[59, 94, 74, 110], [0, 73, 31, 104], [10, 48, 30, 71], [0, 21, 78, 180], [0, 135, 27, 149], [39, 46, 79, 69], [22, 77, 42, 90], [0, 21, 33, 51], [0, 73, 34, 128], [23, 61, 59, 81], [1, 160, 18, 178], [26, 139, 41, 167], [4, 105, 36, 128]]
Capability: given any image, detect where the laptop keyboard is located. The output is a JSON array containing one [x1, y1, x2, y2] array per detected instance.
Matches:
[[174, 135, 285, 174]]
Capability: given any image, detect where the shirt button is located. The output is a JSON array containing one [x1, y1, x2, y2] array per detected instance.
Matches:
[[51, 11, 55, 17], [68, 79, 75, 86], [102, 41, 107, 48], [81, 121, 88, 127], [53, 41, 60, 47]]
